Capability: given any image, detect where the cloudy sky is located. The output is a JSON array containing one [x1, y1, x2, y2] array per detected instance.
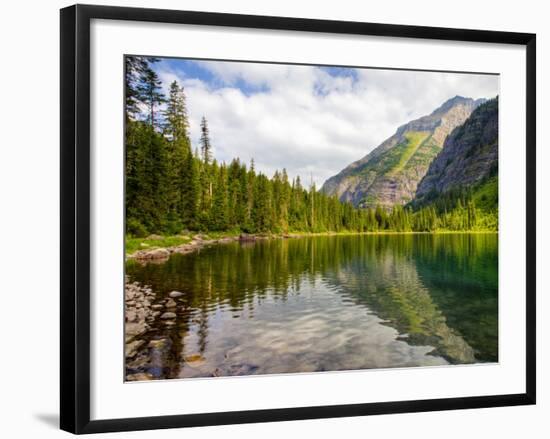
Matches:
[[154, 58, 499, 187]]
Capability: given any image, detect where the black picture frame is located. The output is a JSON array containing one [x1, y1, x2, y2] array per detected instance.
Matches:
[[60, 4, 536, 434]]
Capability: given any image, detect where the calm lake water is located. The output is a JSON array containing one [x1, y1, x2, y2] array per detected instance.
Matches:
[[125, 233, 498, 379]]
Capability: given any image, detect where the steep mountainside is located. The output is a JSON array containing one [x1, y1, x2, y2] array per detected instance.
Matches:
[[414, 97, 498, 206], [321, 96, 484, 209]]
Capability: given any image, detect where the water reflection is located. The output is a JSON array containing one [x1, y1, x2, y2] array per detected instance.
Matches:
[[126, 233, 498, 379]]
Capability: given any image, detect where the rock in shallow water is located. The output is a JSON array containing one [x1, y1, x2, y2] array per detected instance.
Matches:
[[126, 372, 153, 381], [169, 291, 184, 298], [148, 338, 169, 349], [160, 312, 176, 320], [126, 322, 147, 337], [184, 353, 205, 365], [137, 247, 170, 260], [125, 339, 145, 358], [165, 298, 177, 308]]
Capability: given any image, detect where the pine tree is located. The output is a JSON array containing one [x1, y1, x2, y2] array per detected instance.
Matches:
[[200, 116, 212, 165], [252, 174, 273, 232], [164, 81, 190, 144], [162, 80, 191, 226], [125, 56, 148, 120], [197, 117, 215, 219], [181, 152, 199, 229], [137, 61, 165, 129], [210, 164, 229, 230]]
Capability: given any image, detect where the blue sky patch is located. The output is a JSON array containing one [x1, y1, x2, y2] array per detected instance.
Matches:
[[157, 58, 270, 96]]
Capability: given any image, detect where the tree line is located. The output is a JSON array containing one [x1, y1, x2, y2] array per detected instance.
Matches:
[[125, 56, 496, 237]]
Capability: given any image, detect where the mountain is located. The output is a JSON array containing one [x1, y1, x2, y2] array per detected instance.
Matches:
[[321, 96, 485, 209], [414, 97, 498, 207]]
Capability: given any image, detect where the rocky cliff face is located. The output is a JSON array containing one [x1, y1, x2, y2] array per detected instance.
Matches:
[[414, 97, 498, 204], [321, 96, 484, 209]]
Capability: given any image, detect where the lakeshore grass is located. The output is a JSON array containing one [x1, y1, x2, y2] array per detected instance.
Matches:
[[126, 229, 497, 257]]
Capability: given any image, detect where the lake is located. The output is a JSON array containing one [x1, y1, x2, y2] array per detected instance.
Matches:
[[125, 233, 498, 379]]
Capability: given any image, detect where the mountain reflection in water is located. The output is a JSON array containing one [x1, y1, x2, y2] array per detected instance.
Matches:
[[125, 233, 498, 380]]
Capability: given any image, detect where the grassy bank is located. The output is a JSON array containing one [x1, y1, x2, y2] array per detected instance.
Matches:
[[126, 229, 498, 257]]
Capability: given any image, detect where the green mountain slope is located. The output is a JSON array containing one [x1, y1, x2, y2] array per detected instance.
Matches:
[[321, 96, 484, 209]]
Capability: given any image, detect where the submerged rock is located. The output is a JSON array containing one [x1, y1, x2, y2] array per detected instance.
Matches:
[[160, 312, 176, 320], [126, 372, 153, 381], [126, 322, 147, 338], [165, 298, 177, 308], [184, 353, 205, 365], [125, 339, 145, 358], [148, 338, 169, 349], [135, 247, 170, 260]]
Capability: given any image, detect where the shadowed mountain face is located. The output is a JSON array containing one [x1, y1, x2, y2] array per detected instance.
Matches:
[[414, 97, 498, 205], [321, 96, 485, 209]]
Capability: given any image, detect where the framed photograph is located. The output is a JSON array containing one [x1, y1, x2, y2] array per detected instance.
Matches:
[[60, 4, 536, 434]]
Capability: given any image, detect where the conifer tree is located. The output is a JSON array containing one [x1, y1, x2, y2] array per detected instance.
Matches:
[[138, 60, 164, 129], [162, 80, 191, 223], [164, 81, 190, 144], [181, 150, 199, 229], [124, 62, 496, 237], [125, 56, 148, 120], [210, 165, 229, 230], [200, 116, 212, 165]]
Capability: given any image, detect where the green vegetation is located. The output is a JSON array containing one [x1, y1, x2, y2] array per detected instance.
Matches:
[[408, 175, 498, 232], [472, 176, 498, 211], [125, 56, 497, 240], [388, 131, 430, 175], [354, 132, 438, 181], [126, 235, 192, 255]]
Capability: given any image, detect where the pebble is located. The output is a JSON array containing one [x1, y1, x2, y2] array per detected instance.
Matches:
[[126, 372, 153, 381], [126, 310, 137, 322], [148, 338, 168, 348], [169, 291, 184, 298], [160, 312, 176, 319], [165, 298, 177, 308], [125, 339, 145, 358]]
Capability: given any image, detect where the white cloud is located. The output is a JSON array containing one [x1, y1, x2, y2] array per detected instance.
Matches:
[[157, 60, 498, 187]]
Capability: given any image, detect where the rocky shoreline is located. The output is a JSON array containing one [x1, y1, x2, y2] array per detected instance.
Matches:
[[125, 278, 188, 381], [125, 277, 155, 364], [125, 233, 276, 380], [127, 233, 271, 263]]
